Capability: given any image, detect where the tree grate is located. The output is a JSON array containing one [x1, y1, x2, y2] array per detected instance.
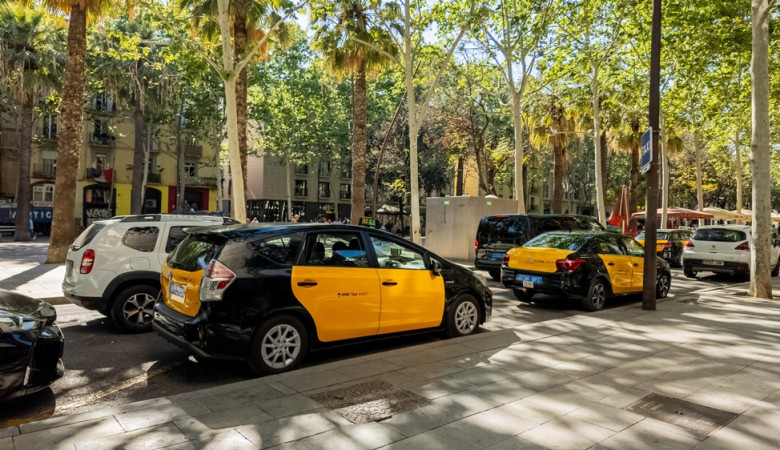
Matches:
[[627, 393, 739, 436], [309, 380, 432, 424]]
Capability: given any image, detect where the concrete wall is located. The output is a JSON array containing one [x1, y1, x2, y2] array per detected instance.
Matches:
[[425, 196, 519, 260]]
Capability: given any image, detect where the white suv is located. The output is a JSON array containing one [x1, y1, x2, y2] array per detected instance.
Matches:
[[62, 214, 237, 332], [682, 225, 780, 279]]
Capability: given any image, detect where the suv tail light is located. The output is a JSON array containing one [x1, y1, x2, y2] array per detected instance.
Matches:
[[684, 240, 694, 247], [556, 258, 585, 272], [199, 260, 235, 302], [80, 249, 95, 274], [735, 242, 750, 251], [475, 239, 479, 253]]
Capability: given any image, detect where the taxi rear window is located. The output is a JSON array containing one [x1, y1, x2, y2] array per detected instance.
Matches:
[[525, 233, 590, 250], [167, 235, 222, 271]]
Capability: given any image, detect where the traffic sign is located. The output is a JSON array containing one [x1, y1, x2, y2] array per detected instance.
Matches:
[[641, 128, 652, 174]]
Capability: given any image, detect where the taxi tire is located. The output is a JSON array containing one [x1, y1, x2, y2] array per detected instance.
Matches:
[[656, 272, 670, 298], [512, 288, 535, 302], [249, 315, 308, 375], [446, 295, 480, 338], [582, 278, 608, 312], [111, 285, 158, 333]]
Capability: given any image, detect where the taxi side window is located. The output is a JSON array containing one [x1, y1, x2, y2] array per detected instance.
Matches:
[[122, 226, 160, 252], [248, 234, 303, 266], [303, 232, 368, 267], [370, 236, 427, 270], [597, 237, 624, 255], [622, 237, 645, 257]]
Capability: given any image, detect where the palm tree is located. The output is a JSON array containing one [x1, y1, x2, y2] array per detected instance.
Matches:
[[311, 0, 396, 224], [0, 4, 64, 241], [44, 0, 108, 263]]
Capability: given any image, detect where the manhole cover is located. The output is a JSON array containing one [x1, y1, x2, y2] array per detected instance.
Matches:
[[627, 393, 738, 435], [309, 380, 432, 424]]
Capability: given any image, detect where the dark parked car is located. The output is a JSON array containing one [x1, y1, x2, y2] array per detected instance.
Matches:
[[636, 228, 691, 267], [501, 231, 671, 311], [475, 214, 604, 280], [153, 223, 492, 375], [0, 290, 65, 401]]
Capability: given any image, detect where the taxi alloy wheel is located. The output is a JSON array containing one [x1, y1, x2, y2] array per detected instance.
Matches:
[[582, 278, 608, 312], [447, 295, 480, 338], [111, 285, 158, 333], [250, 315, 308, 375], [656, 272, 670, 298]]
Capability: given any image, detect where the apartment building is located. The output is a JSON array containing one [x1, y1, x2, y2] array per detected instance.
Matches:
[[0, 93, 221, 232]]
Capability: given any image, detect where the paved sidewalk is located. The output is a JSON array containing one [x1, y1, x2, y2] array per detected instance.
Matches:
[[2, 241, 780, 449], [0, 237, 67, 304]]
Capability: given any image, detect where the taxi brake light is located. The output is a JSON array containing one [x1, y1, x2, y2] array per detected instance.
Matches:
[[502, 253, 510, 265], [556, 258, 585, 272], [80, 249, 95, 274], [200, 260, 235, 302], [735, 242, 750, 251], [684, 240, 694, 248], [660, 242, 672, 247]]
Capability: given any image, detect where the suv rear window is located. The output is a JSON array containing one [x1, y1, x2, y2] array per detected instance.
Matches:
[[71, 224, 105, 250], [167, 235, 222, 271], [693, 228, 747, 242], [477, 216, 528, 242], [535, 216, 603, 233]]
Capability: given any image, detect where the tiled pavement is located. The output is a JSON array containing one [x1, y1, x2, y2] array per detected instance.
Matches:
[[2, 239, 780, 449]]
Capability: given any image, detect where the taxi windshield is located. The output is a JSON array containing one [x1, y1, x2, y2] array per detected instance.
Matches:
[[525, 233, 590, 251]]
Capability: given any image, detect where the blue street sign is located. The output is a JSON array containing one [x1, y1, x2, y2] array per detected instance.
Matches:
[[641, 128, 653, 174]]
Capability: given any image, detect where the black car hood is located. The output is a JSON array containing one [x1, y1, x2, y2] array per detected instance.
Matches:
[[0, 290, 57, 329]]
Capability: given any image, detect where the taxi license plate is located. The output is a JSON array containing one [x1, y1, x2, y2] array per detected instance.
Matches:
[[168, 282, 186, 303], [516, 274, 542, 288], [703, 260, 724, 266]]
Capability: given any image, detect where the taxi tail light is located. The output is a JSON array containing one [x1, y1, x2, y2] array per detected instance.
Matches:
[[660, 242, 672, 247], [502, 253, 510, 265], [200, 260, 235, 302], [80, 249, 95, 274], [556, 258, 585, 272], [684, 240, 694, 247], [735, 242, 750, 251]]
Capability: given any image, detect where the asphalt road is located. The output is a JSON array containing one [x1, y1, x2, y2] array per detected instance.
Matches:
[[0, 266, 743, 428]]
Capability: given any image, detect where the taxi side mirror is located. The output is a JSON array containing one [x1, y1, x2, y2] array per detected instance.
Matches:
[[430, 258, 442, 276]]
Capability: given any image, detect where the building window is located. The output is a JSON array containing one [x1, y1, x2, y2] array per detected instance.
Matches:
[[319, 182, 331, 199], [33, 184, 54, 202], [339, 183, 351, 200], [543, 184, 549, 198], [41, 114, 57, 139], [340, 163, 351, 179], [294, 164, 308, 175], [319, 161, 331, 177], [91, 92, 114, 113], [184, 162, 196, 176], [295, 180, 308, 197], [92, 120, 114, 145], [41, 150, 57, 176], [146, 157, 157, 172]]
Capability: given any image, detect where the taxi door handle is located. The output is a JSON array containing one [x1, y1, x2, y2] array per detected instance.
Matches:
[[297, 280, 318, 287], [607, 262, 615, 266], [382, 281, 398, 286], [633, 263, 640, 267]]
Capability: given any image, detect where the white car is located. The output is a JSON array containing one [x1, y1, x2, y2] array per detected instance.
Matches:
[[681, 225, 780, 279], [62, 214, 237, 332]]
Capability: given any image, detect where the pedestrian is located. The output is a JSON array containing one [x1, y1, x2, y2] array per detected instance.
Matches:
[[251, 216, 259, 223], [291, 214, 300, 223], [392, 217, 402, 235]]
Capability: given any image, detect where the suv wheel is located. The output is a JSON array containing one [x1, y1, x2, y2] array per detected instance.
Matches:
[[772, 257, 780, 277], [488, 268, 500, 280], [512, 289, 535, 302], [446, 294, 480, 338], [111, 285, 158, 333], [683, 266, 697, 279], [249, 315, 308, 375]]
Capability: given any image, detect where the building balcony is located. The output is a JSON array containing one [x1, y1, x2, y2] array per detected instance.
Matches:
[[184, 145, 203, 158], [184, 175, 217, 187], [32, 164, 56, 179]]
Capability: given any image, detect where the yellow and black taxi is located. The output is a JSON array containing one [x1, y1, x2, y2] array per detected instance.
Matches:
[[152, 223, 492, 375], [501, 231, 671, 311], [635, 228, 691, 267]]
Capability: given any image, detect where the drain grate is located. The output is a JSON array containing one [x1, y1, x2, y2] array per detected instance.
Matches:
[[309, 380, 432, 424], [627, 393, 738, 435]]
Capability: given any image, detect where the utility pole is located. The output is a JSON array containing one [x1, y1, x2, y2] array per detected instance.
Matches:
[[642, 0, 661, 310]]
